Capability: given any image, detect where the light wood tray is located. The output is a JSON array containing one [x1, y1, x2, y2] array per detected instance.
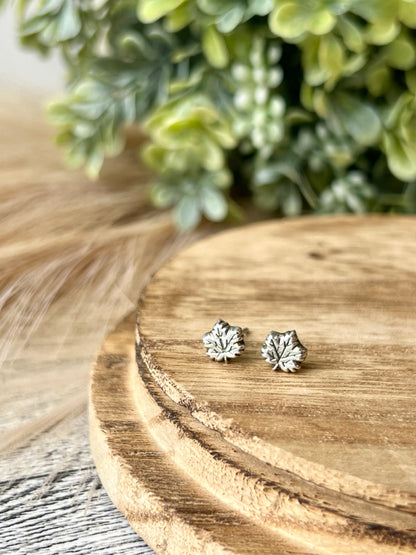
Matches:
[[90, 216, 416, 554]]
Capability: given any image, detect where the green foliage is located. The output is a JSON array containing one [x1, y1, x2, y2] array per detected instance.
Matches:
[[6, 0, 416, 226], [383, 91, 416, 180], [142, 94, 236, 173], [319, 171, 376, 214], [150, 168, 231, 228]]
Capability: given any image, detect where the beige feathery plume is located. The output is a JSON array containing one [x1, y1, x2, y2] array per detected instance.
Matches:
[[0, 95, 195, 452]]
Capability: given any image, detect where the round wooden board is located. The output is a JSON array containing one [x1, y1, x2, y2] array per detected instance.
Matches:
[[136, 216, 416, 509]]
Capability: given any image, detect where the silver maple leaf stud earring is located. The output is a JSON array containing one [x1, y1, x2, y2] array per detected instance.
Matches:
[[261, 330, 307, 373], [203, 319, 246, 363]]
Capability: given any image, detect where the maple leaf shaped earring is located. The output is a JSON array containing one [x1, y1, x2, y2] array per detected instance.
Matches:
[[261, 330, 307, 372], [203, 319, 246, 362]]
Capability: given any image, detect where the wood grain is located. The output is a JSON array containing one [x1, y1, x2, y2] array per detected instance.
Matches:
[[131, 215, 416, 551], [135, 327, 416, 553], [90, 314, 311, 555], [91, 215, 416, 554], [136, 216, 416, 500]]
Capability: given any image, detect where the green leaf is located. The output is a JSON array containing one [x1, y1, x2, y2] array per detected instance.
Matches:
[[384, 36, 416, 70], [351, 0, 398, 24], [137, 0, 187, 23], [269, 2, 309, 40], [141, 144, 167, 170], [365, 19, 400, 45], [307, 8, 336, 35], [270, 2, 335, 40], [85, 147, 104, 180], [342, 53, 366, 77], [312, 88, 327, 118], [19, 15, 48, 37], [248, 0, 273, 17], [202, 25, 229, 68], [332, 93, 382, 146], [168, 68, 204, 93], [39, 19, 59, 45], [200, 187, 228, 221], [174, 196, 201, 229], [56, 1, 81, 41], [210, 168, 232, 189], [383, 92, 410, 128], [200, 139, 225, 171], [337, 15, 365, 53], [150, 182, 178, 208], [400, 0, 416, 27], [165, 3, 193, 31], [284, 108, 314, 126], [302, 37, 328, 86], [171, 43, 201, 63], [318, 35, 345, 89], [216, 6, 245, 33], [300, 83, 314, 110], [383, 132, 416, 181]]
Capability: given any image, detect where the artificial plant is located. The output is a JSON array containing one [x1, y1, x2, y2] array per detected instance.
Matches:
[[6, 0, 416, 227]]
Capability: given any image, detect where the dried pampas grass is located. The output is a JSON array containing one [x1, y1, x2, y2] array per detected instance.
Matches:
[[0, 95, 195, 452]]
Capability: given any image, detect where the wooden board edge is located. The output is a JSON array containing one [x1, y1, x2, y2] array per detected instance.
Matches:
[[134, 338, 416, 553], [89, 313, 314, 555]]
